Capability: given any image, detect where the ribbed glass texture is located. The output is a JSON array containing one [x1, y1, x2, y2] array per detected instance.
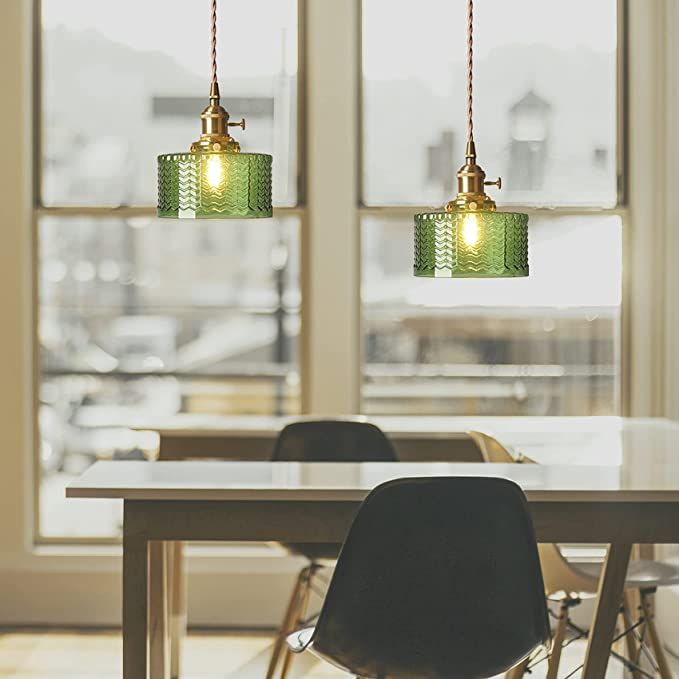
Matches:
[[414, 210, 529, 278], [157, 152, 272, 219]]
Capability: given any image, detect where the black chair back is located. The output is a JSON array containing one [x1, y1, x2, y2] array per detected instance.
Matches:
[[272, 420, 397, 462], [310, 477, 550, 679]]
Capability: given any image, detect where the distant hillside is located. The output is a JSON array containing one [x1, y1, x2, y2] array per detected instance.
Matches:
[[42, 27, 292, 205], [42, 27, 615, 207], [43, 26, 205, 134]]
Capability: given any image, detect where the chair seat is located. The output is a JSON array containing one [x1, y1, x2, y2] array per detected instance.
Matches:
[[283, 542, 340, 564], [573, 559, 679, 589]]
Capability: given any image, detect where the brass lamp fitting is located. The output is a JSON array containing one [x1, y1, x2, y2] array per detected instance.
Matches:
[[190, 82, 246, 153], [445, 141, 502, 212]]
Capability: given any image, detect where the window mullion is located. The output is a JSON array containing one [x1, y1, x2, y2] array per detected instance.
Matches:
[[624, 0, 668, 417], [301, 0, 361, 414]]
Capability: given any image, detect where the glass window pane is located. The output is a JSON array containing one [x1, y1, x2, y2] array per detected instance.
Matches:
[[362, 215, 621, 415], [362, 0, 618, 207], [39, 215, 300, 538], [41, 0, 297, 207]]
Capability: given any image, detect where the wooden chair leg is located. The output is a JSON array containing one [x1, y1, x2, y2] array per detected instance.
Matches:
[[505, 655, 530, 679], [168, 541, 186, 679], [640, 590, 673, 679], [149, 541, 169, 679], [279, 567, 314, 679], [266, 566, 311, 679], [620, 591, 642, 679], [546, 600, 569, 679]]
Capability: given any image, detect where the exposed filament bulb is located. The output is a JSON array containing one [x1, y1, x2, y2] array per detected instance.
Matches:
[[205, 155, 225, 189], [462, 213, 480, 247]]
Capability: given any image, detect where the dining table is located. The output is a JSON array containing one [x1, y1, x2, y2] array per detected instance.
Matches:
[[127, 414, 632, 462], [66, 418, 679, 679], [117, 414, 664, 679]]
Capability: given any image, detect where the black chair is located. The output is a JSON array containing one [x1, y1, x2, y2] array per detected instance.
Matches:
[[271, 419, 397, 462], [266, 419, 398, 679], [288, 477, 551, 679]]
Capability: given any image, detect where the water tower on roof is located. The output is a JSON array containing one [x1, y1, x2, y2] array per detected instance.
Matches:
[[508, 89, 552, 191]]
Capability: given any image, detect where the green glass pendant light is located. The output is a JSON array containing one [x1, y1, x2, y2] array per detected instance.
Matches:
[[157, 0, 272, 219], [414, 0, 528, 277]]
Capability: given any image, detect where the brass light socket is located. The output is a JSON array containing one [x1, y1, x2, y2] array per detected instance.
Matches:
[[190, 82, 246, 153], [445, 141, 502, 212]]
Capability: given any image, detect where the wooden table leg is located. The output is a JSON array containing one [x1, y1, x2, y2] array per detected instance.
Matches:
[[170, 541, 186, 679], [149, 541, 169, 679], [123, 528, 149, 679], [582, 543, 632, 679], [166, 543, 175, 676]]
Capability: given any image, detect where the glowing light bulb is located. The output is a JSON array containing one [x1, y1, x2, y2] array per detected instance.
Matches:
[[461, 213, 480, 247], [205, 155, 225, 189]]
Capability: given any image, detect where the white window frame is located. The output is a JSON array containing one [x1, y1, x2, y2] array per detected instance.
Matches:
[[32, 0, 306, 546], [358, 0, 627, 418], [1, 0, 677, 626]]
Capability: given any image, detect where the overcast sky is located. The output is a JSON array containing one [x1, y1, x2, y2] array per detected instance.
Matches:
[[42, 0, 299, 78], [43, 0, 616, 84]]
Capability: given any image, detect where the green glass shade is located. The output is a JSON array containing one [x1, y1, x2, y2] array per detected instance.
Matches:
[[157, 151, 272, 219], [414, 210, 529, 278]]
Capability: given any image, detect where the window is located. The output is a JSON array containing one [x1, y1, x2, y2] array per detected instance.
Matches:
[[41, 0, 298, 207], [361, 0, 622, 415], [362, 0, 618, 207], [36, 0, 625, 539], [38, 0, 299, 538]]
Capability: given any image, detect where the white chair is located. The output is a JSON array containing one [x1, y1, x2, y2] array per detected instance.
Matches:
[[468, 430, 679, 679]]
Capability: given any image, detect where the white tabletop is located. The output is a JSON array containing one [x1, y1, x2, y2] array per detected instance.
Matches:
[[66, 458, 679, 503]]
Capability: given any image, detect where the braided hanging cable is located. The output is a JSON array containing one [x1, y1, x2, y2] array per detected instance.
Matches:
[[466, 0, 474, 144], [211, 0, 218, 91]]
